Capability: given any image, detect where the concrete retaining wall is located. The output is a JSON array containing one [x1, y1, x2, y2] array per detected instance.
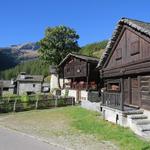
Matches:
[[102, 106, 128, 127], [81, 100, 101, 112]]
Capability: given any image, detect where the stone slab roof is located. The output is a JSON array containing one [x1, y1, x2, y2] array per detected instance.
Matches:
[[58, 53, 99, 67], [2, 80, 15, 88], [97, 18, 150, 68], [16, 74, 44, 82]]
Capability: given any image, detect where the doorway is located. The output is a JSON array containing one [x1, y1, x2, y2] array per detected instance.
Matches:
[[123, 77, 140, 107], [131, 78, 140, 106]]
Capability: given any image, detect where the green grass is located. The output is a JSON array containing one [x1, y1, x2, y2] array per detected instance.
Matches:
[[0, 106, 150, 150], [64, 107, 150, 150]]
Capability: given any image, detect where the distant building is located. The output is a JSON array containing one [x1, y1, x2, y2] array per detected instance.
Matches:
[[0, 81, 3, 96], [58, 53, 101, 103], [16, 72, 44, 95], [2, 80, 16, 95], [42, 82, 50, 93]]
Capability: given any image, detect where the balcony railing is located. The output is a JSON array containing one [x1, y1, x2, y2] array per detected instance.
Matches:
[[101, 91, 123, 110], [64, 81, 97, 90]]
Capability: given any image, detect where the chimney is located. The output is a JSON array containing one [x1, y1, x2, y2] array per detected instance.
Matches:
[[20, 72, 26, 79], [11, 79, 14, 85]]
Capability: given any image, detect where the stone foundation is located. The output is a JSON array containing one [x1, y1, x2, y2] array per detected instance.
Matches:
[[81, 100, 101, 112], [101, 106, 128, 127]]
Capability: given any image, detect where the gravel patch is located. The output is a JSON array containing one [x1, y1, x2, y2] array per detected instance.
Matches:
[[0, 109, 119, 150]]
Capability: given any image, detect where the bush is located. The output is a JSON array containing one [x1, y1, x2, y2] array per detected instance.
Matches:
[[57, 98, 66, 107], [20, 95, 30, 110]]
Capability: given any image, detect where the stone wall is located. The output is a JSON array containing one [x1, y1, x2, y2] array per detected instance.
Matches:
[[2, 87, 14, 96], [18, 82, 42, 95]]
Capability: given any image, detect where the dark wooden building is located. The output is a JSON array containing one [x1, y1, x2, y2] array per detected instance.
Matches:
[[97, 18, 150, 111], [58, 53, 100, 102]]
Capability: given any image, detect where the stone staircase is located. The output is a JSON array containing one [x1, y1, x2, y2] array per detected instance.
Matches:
[[124, 109, 150, 139]]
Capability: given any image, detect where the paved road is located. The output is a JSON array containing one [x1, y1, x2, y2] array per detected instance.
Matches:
[[0, 127, 66, 150]]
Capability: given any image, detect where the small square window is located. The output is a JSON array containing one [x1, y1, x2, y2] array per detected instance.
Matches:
[[115, 48, 122, 60], [107, 82, 120, 92], [130, 41, 140, 56], [33, 84, 35, 87]]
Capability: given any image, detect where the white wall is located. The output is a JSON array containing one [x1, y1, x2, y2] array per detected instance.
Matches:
[[81, 100, 101, 112], [68, 89, 77, 102], [50, 74, 59, 92], [102, 106, 128, 127], [80, 90, 88, 101], [61, 89, 89, 103]]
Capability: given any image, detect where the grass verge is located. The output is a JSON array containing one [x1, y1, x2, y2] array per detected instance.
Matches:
[[64, 106, 150, 150]]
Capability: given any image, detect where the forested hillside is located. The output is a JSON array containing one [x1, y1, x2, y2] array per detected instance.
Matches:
[[0, 60, 49, 80], [0, 42, 39, 72], [0, 40, 108, 80], [0, 50, 18, 71], [79, 40, 108, 58]]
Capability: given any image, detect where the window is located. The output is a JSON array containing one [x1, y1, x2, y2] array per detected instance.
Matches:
[[107, 82, 120, 92], [67, 68, 70, 72], [115, 48, 122, 60], [130, 41, 140, 56], [77, 69, 81, 73], [33, 84, 35, 87]]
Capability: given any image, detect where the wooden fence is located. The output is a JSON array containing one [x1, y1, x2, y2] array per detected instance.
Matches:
[[102, 92, 123, 110], [0, 95, 75, 113]]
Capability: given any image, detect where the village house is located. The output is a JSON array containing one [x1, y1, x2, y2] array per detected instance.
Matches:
[[0, 81, 3, 96], [56, 53, 101, 111], [42, 82, 50, 93], [1, 80, 16, 96], [16, 72, 44, 95], [97, 18, 150, 138]]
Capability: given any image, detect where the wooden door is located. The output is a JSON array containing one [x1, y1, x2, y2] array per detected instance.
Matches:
[[131, 78, 140, 106]]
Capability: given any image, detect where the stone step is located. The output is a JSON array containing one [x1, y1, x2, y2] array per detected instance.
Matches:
[[128, 114, 148, 120], [123, 110, 144, 116], [134, 119, 150, 125], [141, 131, 150, 139], [138, 124, 150, 132]]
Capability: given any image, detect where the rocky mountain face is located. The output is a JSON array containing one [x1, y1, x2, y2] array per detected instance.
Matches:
[[0, 42, 39, 71], [10, 42, 40, 51], [0, 42, 39, 60]]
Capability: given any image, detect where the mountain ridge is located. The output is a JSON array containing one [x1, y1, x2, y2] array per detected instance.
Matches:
[[0, 42, 39, 62]]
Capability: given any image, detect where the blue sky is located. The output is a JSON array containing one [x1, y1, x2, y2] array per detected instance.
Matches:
[[0, 0, 149, 47]]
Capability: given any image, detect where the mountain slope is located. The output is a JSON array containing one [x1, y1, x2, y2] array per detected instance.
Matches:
[[0, 60, 49, 80], [0, 42, 39, 71], [80, 40, 108, 58], [0, 40, 108, 80]]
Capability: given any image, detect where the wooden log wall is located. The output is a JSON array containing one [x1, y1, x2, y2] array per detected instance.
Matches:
[[140, 75, 150, 110]]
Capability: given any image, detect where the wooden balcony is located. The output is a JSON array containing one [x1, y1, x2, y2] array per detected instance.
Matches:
[[101, 91, 124, 110], [64, 81, 97, 90]]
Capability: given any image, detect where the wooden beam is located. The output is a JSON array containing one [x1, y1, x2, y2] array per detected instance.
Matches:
[[128, 77, 131, 104], [138, 76, 141, 107], [120, 78, 124, 111], [86, 62, 90, 90]]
